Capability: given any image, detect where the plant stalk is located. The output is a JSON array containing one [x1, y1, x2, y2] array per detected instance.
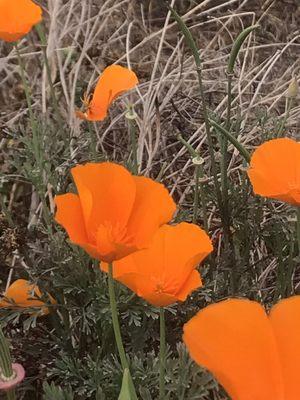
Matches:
[[159, 307, 166, 400], [108, 263, 138, 400], [0, 328, 16, 400], [166, 3, 223, 217]]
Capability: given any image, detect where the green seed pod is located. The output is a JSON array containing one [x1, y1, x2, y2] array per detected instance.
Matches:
[[227, 25, 260, 75]]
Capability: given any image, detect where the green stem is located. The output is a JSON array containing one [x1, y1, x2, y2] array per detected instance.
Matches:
[[167, 4, 223, 217], [296, 208, 300, 255], [177, 135, 208, 231], [107, 264, 138, 400], [7, 392, 16, 400], [221, 73, 232, 222], [0, 328, 16, 400], [159, 308, 166, 400], [126, 106, 138, 175], [193, 165, 200, 224], [277, 97, 292, 138], [209, 118, 251, 163]]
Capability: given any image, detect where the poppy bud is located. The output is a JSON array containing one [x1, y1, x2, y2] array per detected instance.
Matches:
[[287, 76, 298, 98]]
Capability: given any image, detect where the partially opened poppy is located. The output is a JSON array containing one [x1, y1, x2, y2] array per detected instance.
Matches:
[[183, 296, 300, 400], [76, 65, 138, 121], [55, 162, 176, 263], [0, 279, 55, 315], [101, 223, 213, 307], [247, 138, 300, 206], [0, 0, 42, 42]]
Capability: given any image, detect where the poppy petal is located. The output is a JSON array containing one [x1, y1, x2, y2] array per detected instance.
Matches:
[[183, 299, 284, 400], [270, 296, 300, 399], [71, 162, 136, 243], [176, 270, 202, 301], [126, 177, 176, 248], [55, 193, 88, 244], [0, 0, 42, 42], [247, 138, 300, 204], [86, 65, 138, 121], [0, 279, 53, 315], [163, 223, 212, 286]]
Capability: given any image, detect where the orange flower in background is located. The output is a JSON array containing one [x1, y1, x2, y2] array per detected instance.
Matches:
[[55, 162, 176, 263], [0, 0, 42, 42], [247, 138, 300, 206], [101, 223, 213, 307], [183, 296, 300, 400], [0, 279, 55, 315], [76, 65, 138, 121]]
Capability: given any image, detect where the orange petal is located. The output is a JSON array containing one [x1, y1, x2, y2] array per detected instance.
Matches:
[[0, 0, 42, 42], [247, 138, 300, 205], [103, 224, 210, 306], [183, 299, 284, 400], [162, 223, 212, 288], [270, 296, 300, 399], [96, 225, 138, 263], [71, 162, 136, 244], [0, 279, 53, 315], [126, 177, 176, 248], [55, 193, 88, 244], [84, 65, 138, 121], [176, 270, 202, 301]]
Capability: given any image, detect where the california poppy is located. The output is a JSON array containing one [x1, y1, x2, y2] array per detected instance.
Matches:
[[0, 279, 55, 315], [55, 162, 176, 263], [247, 138, 300, 206], [76, 65, 138, 121], [101, 223, 213, 307], [0, 0, 42, 42], [183, 296, 300, 400]]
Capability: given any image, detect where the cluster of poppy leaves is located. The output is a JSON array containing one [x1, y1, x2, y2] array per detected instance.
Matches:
[[1, 1, 300, 399]]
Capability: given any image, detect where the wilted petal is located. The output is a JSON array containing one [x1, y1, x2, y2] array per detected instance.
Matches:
[[80, 65, 138, 121]]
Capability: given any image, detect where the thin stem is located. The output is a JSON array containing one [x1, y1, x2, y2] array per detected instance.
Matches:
[[297, 208, 300, 256], [209, 118, 251, 163], [126, 106, 138, 174], [193, 165, 200, 224], [107, 263, 138, 400], [159, 308, 166, 400], [221, 73, 233, 222], [177, 135, 208, 231], [277, 97, 292, 137], [6, 391, 16, 400], [108, 264, 128, 369], [167, 4, 224, 216]]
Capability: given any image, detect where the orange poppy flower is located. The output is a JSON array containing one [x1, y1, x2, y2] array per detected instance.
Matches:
[[76, 65, 138, 121], [247, 138, 300, 206], [183, 296, 300, 400], [0, 279, 55, 315], [0, 0, 42, 42], [101, 223, 213, 307], [55, 162, 176, 263]]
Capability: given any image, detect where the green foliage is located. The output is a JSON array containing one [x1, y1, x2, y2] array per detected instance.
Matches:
[[43, 382, 74, 400]]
